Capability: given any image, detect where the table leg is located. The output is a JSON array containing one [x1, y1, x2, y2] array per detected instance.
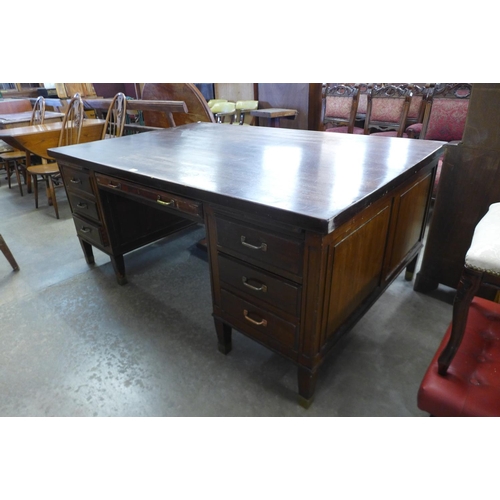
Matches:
[[297, 366, 318, 409], [110, 255, 127, 285], [405, 254, 418, 281], [79, 238, 95, 265], [215, 318, 232, 354]]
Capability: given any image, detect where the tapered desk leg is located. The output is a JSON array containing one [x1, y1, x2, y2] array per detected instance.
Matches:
[[215, 318, 232, 354], [79, 239, 95, 265], [297, 366, 318, 409], [110, 255, 127, 285]]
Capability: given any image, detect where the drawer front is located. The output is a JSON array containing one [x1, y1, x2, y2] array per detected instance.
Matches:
[[68, 192, 100, 222], [61, 165, 93, 195], [220, 290, 299, 351], [215, 217, 303, 276], [218, 254, 301, 316], [73, 215, 106, 247], [95, 173, 203, 221]]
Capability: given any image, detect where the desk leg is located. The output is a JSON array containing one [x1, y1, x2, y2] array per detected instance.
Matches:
[[79, 238, 95, 265], [297, 366, 318, 409], [405, 254, 418, 281], [111, 255, 127, 285], [215, 318, 232, 354]]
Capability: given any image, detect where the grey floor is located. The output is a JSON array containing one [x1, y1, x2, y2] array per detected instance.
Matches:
[[0, 175, 456, 417]]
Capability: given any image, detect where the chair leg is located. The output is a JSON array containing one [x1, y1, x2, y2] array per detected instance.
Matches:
[[14, 160, 23, 196], [48, 175, 59, 219], [33, 173, 39, 208], [437, 267, 483, 375], [0, 234, 20, 271]]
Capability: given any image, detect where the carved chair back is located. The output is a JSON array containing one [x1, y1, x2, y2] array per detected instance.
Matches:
[[364, 84, 412, 136], [102, 92, 127, 139], [419, 83, 472, 142], [30, 96, 46, 125], [405, 84, 431, 126], [58, 93, 85, 147], [323, 84, 360, 133]]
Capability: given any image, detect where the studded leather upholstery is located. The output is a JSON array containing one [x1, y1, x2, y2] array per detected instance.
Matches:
[[418, 297, 500, 417]]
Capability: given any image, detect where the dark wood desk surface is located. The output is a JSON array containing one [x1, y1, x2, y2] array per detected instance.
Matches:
[[50, 123, 444, 234], [48, 123, 444, 407]]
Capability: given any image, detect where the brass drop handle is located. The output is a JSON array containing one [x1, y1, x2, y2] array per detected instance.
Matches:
[[108, 181, 121, 189], [157, 196, 175, 207], [80, 227, 91, 233], [242, 276, 267, 293], [243, 309, 268, 327], [70, 177, 81, 184], [76, 202, 87, 209], [240, 236, 267, 252]]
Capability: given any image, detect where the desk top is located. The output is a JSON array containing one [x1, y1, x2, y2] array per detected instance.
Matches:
[[48, 123, 444, 233]]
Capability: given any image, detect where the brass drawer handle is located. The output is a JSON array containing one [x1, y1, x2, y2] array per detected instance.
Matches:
[[108, 181, 121, 189], [242, 276, 267, 293], [243, 309, 268, 327], [80, 226, 91, 233], [70, 177, 81, 184], [240, 236, 267, 252], [76, 202, 88, 209], [157, 196, 175, 207]]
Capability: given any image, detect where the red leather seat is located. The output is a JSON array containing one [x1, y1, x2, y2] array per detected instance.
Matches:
[[418, 297, 500, 417]]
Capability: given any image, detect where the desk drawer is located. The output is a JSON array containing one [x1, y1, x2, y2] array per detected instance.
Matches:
[[215, 217, 303, 276], [218, 254, 301, 316], [68, 192, 100, 222], [95, 173, 203, 221], [61, 166, 93, 195], [73, 215, 107, 247], [220, 289, 299, 351]]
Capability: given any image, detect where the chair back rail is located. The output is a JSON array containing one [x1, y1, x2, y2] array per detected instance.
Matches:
[[323, 84, 360, 133]]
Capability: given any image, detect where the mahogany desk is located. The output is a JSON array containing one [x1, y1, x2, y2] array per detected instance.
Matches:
[[48, 123, 444, 407]]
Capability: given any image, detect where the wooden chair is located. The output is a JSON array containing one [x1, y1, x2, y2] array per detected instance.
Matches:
[[0, 96, 46, 196], [0, 234, 19, 271], [323, 84, 363, 134], [406, 83, 472, 195], [235, 100, 259, 125], [366, 84, 413, 137], [418, 202, 500, 416], [101, 92, 127, 139], [406, 83, 472, 141], [404, 84, 431, 127], [141, 83, 215, 127], [211, 101, 236, 124], [27, 94, 85, 219]]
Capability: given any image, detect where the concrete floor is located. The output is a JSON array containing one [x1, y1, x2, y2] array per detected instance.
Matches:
[[0, 174, 455, 416]]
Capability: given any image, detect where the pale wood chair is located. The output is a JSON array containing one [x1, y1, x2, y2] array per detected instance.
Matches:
[[0, 96, 46, 196], [101, 92, 127, 139], [0, 234, 19, 271], [27, 94, 85, 219]]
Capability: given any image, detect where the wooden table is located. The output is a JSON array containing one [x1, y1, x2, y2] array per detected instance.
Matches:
[[0, 111, 65, 129], [250, 108, 298, 127], [48, 123, 444, 407], [0, 119, 106, 160], [0, 119, 105, 193]]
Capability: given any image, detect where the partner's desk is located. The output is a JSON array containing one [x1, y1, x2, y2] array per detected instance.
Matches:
[[49, 123, 444, 407]]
